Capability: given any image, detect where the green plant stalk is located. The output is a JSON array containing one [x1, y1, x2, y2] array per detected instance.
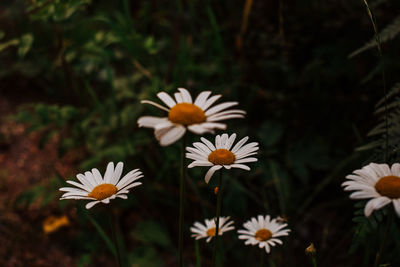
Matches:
[[195, 240, 202, 267], [109, 211, 122, 267], [362, 0, 389, 161], [373, 208, 393, 267], [311, 256, 317, 267], [269, 161, 286, 214], [212, 170, 223, 267], [260, 249, 264, 267], [85, 212, 117, 257], [178, 134, 187, 267]]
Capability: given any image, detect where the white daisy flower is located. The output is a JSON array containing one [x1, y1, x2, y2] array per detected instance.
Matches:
[[238, 215, 290, 254], [342, 162, 400, 217], [190, 216, 235, 243], [137, 88, 245, 146], [59, 162, 143, 209], [186, 133, 259, 183]]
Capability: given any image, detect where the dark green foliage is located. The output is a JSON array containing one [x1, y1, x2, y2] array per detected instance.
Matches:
[[1, 0, 400, 266]]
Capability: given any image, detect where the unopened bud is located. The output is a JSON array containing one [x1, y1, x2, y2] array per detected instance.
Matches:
[[214, 187, 219, 195], [305, 243, 316, 256]]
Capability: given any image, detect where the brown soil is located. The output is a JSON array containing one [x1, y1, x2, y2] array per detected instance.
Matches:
[[0, 95, 80, 267]]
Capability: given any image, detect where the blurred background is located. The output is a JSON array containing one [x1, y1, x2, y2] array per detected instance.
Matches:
[[1, 0, 400, 266]]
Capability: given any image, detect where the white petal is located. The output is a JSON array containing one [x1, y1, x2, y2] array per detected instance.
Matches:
[[157, 125, 186, 146], [205, 102, 238, 116], [349, 190, 379, 199], [231, 164, 251, 171], [200, 137, 216, 151], [198, 122, 227, 131], [188, 161, 213, 168], [154, 121, 174, 130], [175, 92, 183, 103], [116, 169, 142, 189], [66, 180, 90, 192], [137, 116, 169, 128], [215, 135, 222, 149], [364, 197, 391, 217], [193, 142, 213, 154], [104, 162, 115, 183], [111, 162, 124, 185], [188, 124, 213, 135], [178, 88, 193, 103], [86, 201, 100, 209], [186, 146, 208, 157], [208, 109, 246, 118], [76, 173, 94, 190], [194, 91, 212, 107], [84, 171, 98, 187], [101, 198, 111, 204], [157, 92, 176, 108], [119, 182, 142, 191], [92, 168, 104, 184], [225, 134, 237, 150], [141, 100, 170, 112], [235, 158, 258, 164], [393, 199, 400, 217], [201, 95, 221, 111], [391, 163, 400, 177], [204, 165, 223, 184], [231, 136, 249, 153], [207, 114, 245, 122]]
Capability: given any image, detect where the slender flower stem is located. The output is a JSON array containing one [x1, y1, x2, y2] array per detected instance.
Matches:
[[178, 134, 187, 267], [311, 258, 317, 267], [109, 211, 122, 267], [374, 208, 393, 267], [212, 170, 223, 267], [260, 249, 265, 267]]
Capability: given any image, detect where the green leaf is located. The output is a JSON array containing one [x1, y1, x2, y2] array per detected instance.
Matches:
[[0, 38, 19, 52], [18, 34, 34, 58], [128, 246, 164, 267], [77, 254, 91, 267], [131, 220, 171, 248]]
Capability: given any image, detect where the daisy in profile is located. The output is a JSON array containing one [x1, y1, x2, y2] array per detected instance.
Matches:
[[59, 162, 143, 209], [186, 133, 258, 183], [137, 88, 245, 146], [238, 215, 290, 254], [190, 216, 235, 243], [342, 162, 400, 217]]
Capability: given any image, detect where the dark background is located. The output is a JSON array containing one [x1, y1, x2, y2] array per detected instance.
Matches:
[[1, 0, 400, 266]]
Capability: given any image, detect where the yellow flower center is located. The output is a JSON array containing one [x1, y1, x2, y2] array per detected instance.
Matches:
[[375, 175, 400, 199], [206, 227, 216, 237], [255, 229, 272, 241], [88, 184, 118, 200], [168, 103, 206, 125], [208, 149, 236, 165]]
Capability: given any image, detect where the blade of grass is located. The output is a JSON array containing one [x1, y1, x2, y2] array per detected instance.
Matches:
[[195, 240, 202, 267], [362, 0, 389, 162], [86, 213, 117, 258]]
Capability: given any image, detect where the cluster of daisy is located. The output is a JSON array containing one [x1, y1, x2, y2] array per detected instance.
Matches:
[[59, 88, 290, 256], [190, 215, 290, 253]]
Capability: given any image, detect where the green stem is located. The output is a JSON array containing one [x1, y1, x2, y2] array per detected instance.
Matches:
[[86, 212, 117, 257], [178, 134, 187, 267], [374, 208, 393, 267], [260, 249, 264, 267], [212, 170, 223, 267], [109, 211, 122, 267], [312, 258, 317, 267]]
